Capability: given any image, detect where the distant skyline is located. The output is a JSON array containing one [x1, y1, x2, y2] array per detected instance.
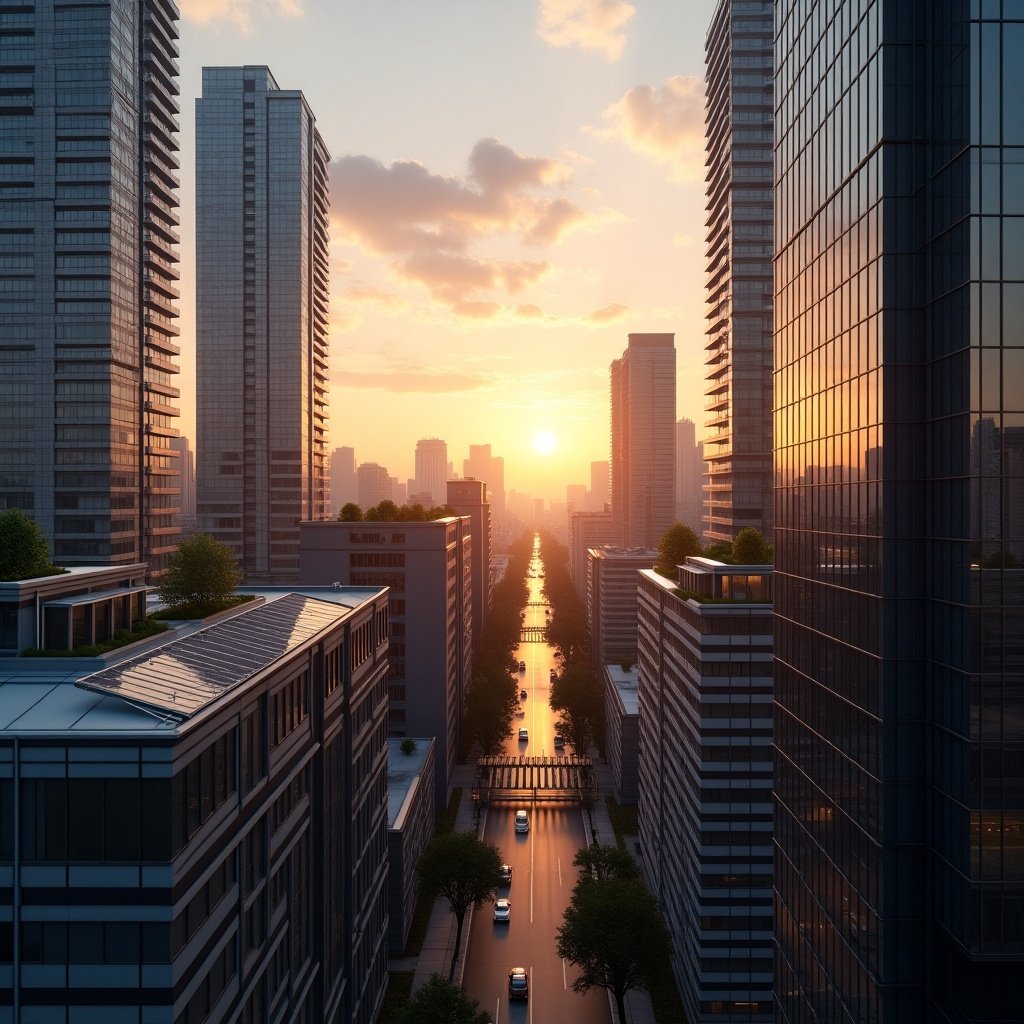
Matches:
[[175, 0, 718, 499]]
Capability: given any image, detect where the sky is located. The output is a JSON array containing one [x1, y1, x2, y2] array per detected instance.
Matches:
[[176, 0, 719, 502]]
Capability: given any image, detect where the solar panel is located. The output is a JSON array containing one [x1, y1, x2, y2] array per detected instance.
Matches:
[[75, 594, 347, 720]]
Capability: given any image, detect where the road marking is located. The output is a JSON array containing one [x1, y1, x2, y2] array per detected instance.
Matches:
[[529, 965, 534, 1024], [557, 856, 562, 887], [530, 816, 535, 923], [495, 997, 500, 1023]]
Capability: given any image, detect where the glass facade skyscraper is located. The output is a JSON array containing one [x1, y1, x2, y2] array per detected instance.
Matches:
[[196, 66, 330, 582], [703, 0, 774, 546], [774, 2, 1024, 1020], [0, 0, 182, 573]]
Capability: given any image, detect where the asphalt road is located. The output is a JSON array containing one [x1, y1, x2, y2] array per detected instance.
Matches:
[[460, 543, 610, 1024]]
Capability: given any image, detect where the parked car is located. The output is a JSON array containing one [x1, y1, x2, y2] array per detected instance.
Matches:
[[509, 966, 529, 999], [498, 863, 513, 885], [493, 898, 512, 923], [554, 733, 565, 749], [518, 727, 528, 742], [514, 809, 529, 833], [520, 689, 528, 700], [550, 668, 557, 680], [519, 660, 526, 671]]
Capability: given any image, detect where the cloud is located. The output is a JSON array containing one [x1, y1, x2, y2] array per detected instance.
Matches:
[[514, 304, 545, 318], [333, 370, 490, 393], [537, 0, 635, 61], [594, 75, 706, 182], [588, 302, 630, 323], [179, 0, 301, 32], [330, 138, 605, 316]]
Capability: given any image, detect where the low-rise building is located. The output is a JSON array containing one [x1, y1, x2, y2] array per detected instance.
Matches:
[[587, 546, 657, 668], [603, 663, 640, 804], [637, 557, 773, 1023], [387, 737, 436, 954], [0, 575, 392, 1024]]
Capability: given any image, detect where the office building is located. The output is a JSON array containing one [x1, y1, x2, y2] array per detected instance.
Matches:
[[414, 438, 447, 507], [196, 66, 330, 582], [299, 518, 473, 808], [0, 0, 182, 574], [464, 444, 505, 516], [569, 510, 621, 603], [169, 436, 196, 536], [447, 479, 491, 645], [774, 4, 1024, 1019], [0, 578, 391, 1024], [590, 460, 610, 512], [610, 334, 677, 547], [586, 546, 657, 668], [703, 0, 774, 546], [638, 557, 773, 1023], [676, 418, 702, 533], [603, 664, 640, 804], [356, 463, 391, 509], [330, 446, 358, 513], [566, 483, 588, 514]]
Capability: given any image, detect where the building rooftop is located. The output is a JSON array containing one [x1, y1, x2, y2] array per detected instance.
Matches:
[[605, 664, 639, 715], [388, 737, 432, 829]]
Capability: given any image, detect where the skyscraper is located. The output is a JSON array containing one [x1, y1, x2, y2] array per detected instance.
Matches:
[[414, 438, 447, 506], [610, 334, 677, 547], [464, 444, 505, 516], [196, 66, 330, 581], [774, 4, 1024, 1019], [590, 460, 610, 511], [356, 462, 391, 508], [0, 0, 182, 574], [329, 445, 358, 512], [676, 417, 702, 532], [703, 0, 774, 546]]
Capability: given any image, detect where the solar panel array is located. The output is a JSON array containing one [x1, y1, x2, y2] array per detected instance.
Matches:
[[75, 594, 346, 720]]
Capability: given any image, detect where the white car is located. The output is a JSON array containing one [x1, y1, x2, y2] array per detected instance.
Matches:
[[518, 727, 528, 742], [493, 898, 511, 923], [515, 809, 529, 833]]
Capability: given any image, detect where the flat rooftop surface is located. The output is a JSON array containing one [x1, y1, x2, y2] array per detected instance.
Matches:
[[605, 664, 639, 715], [388, 737, 431, 828]]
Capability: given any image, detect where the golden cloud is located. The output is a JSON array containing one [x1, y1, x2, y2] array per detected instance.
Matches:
[[588, 302, 630, 323], [180, 0, 301, 32], [537, 0, 635, 61]]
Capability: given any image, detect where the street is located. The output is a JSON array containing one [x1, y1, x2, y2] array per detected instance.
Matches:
[[460, 543, 610, 1024]]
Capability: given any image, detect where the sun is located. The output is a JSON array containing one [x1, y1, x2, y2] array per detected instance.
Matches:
[[532, 430, 557, 455]]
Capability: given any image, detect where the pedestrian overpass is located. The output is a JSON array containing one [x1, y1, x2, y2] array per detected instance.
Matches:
[[520, 625, 548, 642], [471, 754, 598, 805]]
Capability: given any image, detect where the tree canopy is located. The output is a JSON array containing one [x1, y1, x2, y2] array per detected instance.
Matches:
[[337, 502, 363, 521], [399, 975, 492, 1024], [0, 509, 60, 582], [416, 831, 503, 980], [335, 501, 459, 523], [655, 522, 702, 578], [158, 533, 241, 613], [556, 875, 670, 1023], [732, 526, 772, 565], [572, 843, 640, 883]]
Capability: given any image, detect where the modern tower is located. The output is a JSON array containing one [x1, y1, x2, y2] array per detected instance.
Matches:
[[356, 463, 391, 509], [196, 65, 330, 581], [703, 0, 774, 546], [414, 438, 448, 506], [774, 4, 1024, 1020], [464, 444, 506, 516], [610, 334, 677, 547], [676, 417, 702, 533], [329, 445, 358, 513], [590, 460, 610, 512], [0, 0, 182, 574]]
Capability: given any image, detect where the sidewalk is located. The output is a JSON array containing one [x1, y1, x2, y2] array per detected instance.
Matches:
[[398, 759, 659, 1024]]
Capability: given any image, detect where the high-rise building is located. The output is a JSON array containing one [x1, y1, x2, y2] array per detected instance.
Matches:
[[300, 518, 474, 808], [569, 510, 621, 602], [356, 463, 391, 509], [566, 483, 588, 513], [414, 438, 447, 506], [590, 460, 610, 511], [168, 436, 196, 534], [774, 4, 1024, 1020], [610, 334, 677, 547], [464, 444, 505, 516], [586, 546, 658, 668], [330, 445, 358, 512], [0, 0, 182, 574], [676, 418, 702, 533], [196, 66, 330, 582], [703, 0, 773, 546], [447, 479, 491, 644], [638, 558, 774, 1022]]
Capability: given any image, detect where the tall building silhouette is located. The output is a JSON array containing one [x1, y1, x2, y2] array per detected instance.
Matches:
[[414, 438, 447, 506], [774, 4, 1024, 1020], [702, 0, 774, 546], [675, 417, 702, 533], [464, 444, 505, 516], [356, 463, 391, 508], [329, 445, 357, 513], [590, 460, 610, 511], [0, 0, 182, 574], [196, 66, 330, 581], [610, 334, 676, 547]]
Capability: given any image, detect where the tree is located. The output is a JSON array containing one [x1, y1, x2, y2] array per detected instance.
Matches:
[[158, 533, 241, 612], [655, 522, 702, 578], [0, 509, 59, 582], [464, 671, 516, 756], [703, 541, 734, 564], [732, 526, 772, 565], [573, 843, 640, 883], [400, 974, 492, 1024], [556, 876, 670, 1023], [364, 499, 400, 521], [416, 832, 503, 981], [550, 662, 603, 755], [337, 503, 363, 521], [400, 738, 417, 755]]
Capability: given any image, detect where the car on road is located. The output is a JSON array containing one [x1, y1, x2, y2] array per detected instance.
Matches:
[[554, 733, 565, 749], [498, 863, 513, 885], [550, 668, 557, 680], [519, 660, 526, 671], [508, 966, 529, 1000], [514, 809, 529, 833], [520, 689, 527, 700], [493, 898, 511, 923], [518, 727, 528, 742]]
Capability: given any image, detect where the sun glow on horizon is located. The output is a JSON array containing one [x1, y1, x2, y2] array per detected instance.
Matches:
[[532, 429, 557, 455]]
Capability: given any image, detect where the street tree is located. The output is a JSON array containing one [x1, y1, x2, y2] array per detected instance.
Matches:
[[464, 671, 516, 756], [399, 974, 492, 1024], [158, 533, 241, 613], [550, 661, 603, 755], [573, 843, 640, 883], [0, 509, 59, 582], [655, 522, 702, 578], [417, 832, 503, 981], [556, 876, 670, 1023]]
